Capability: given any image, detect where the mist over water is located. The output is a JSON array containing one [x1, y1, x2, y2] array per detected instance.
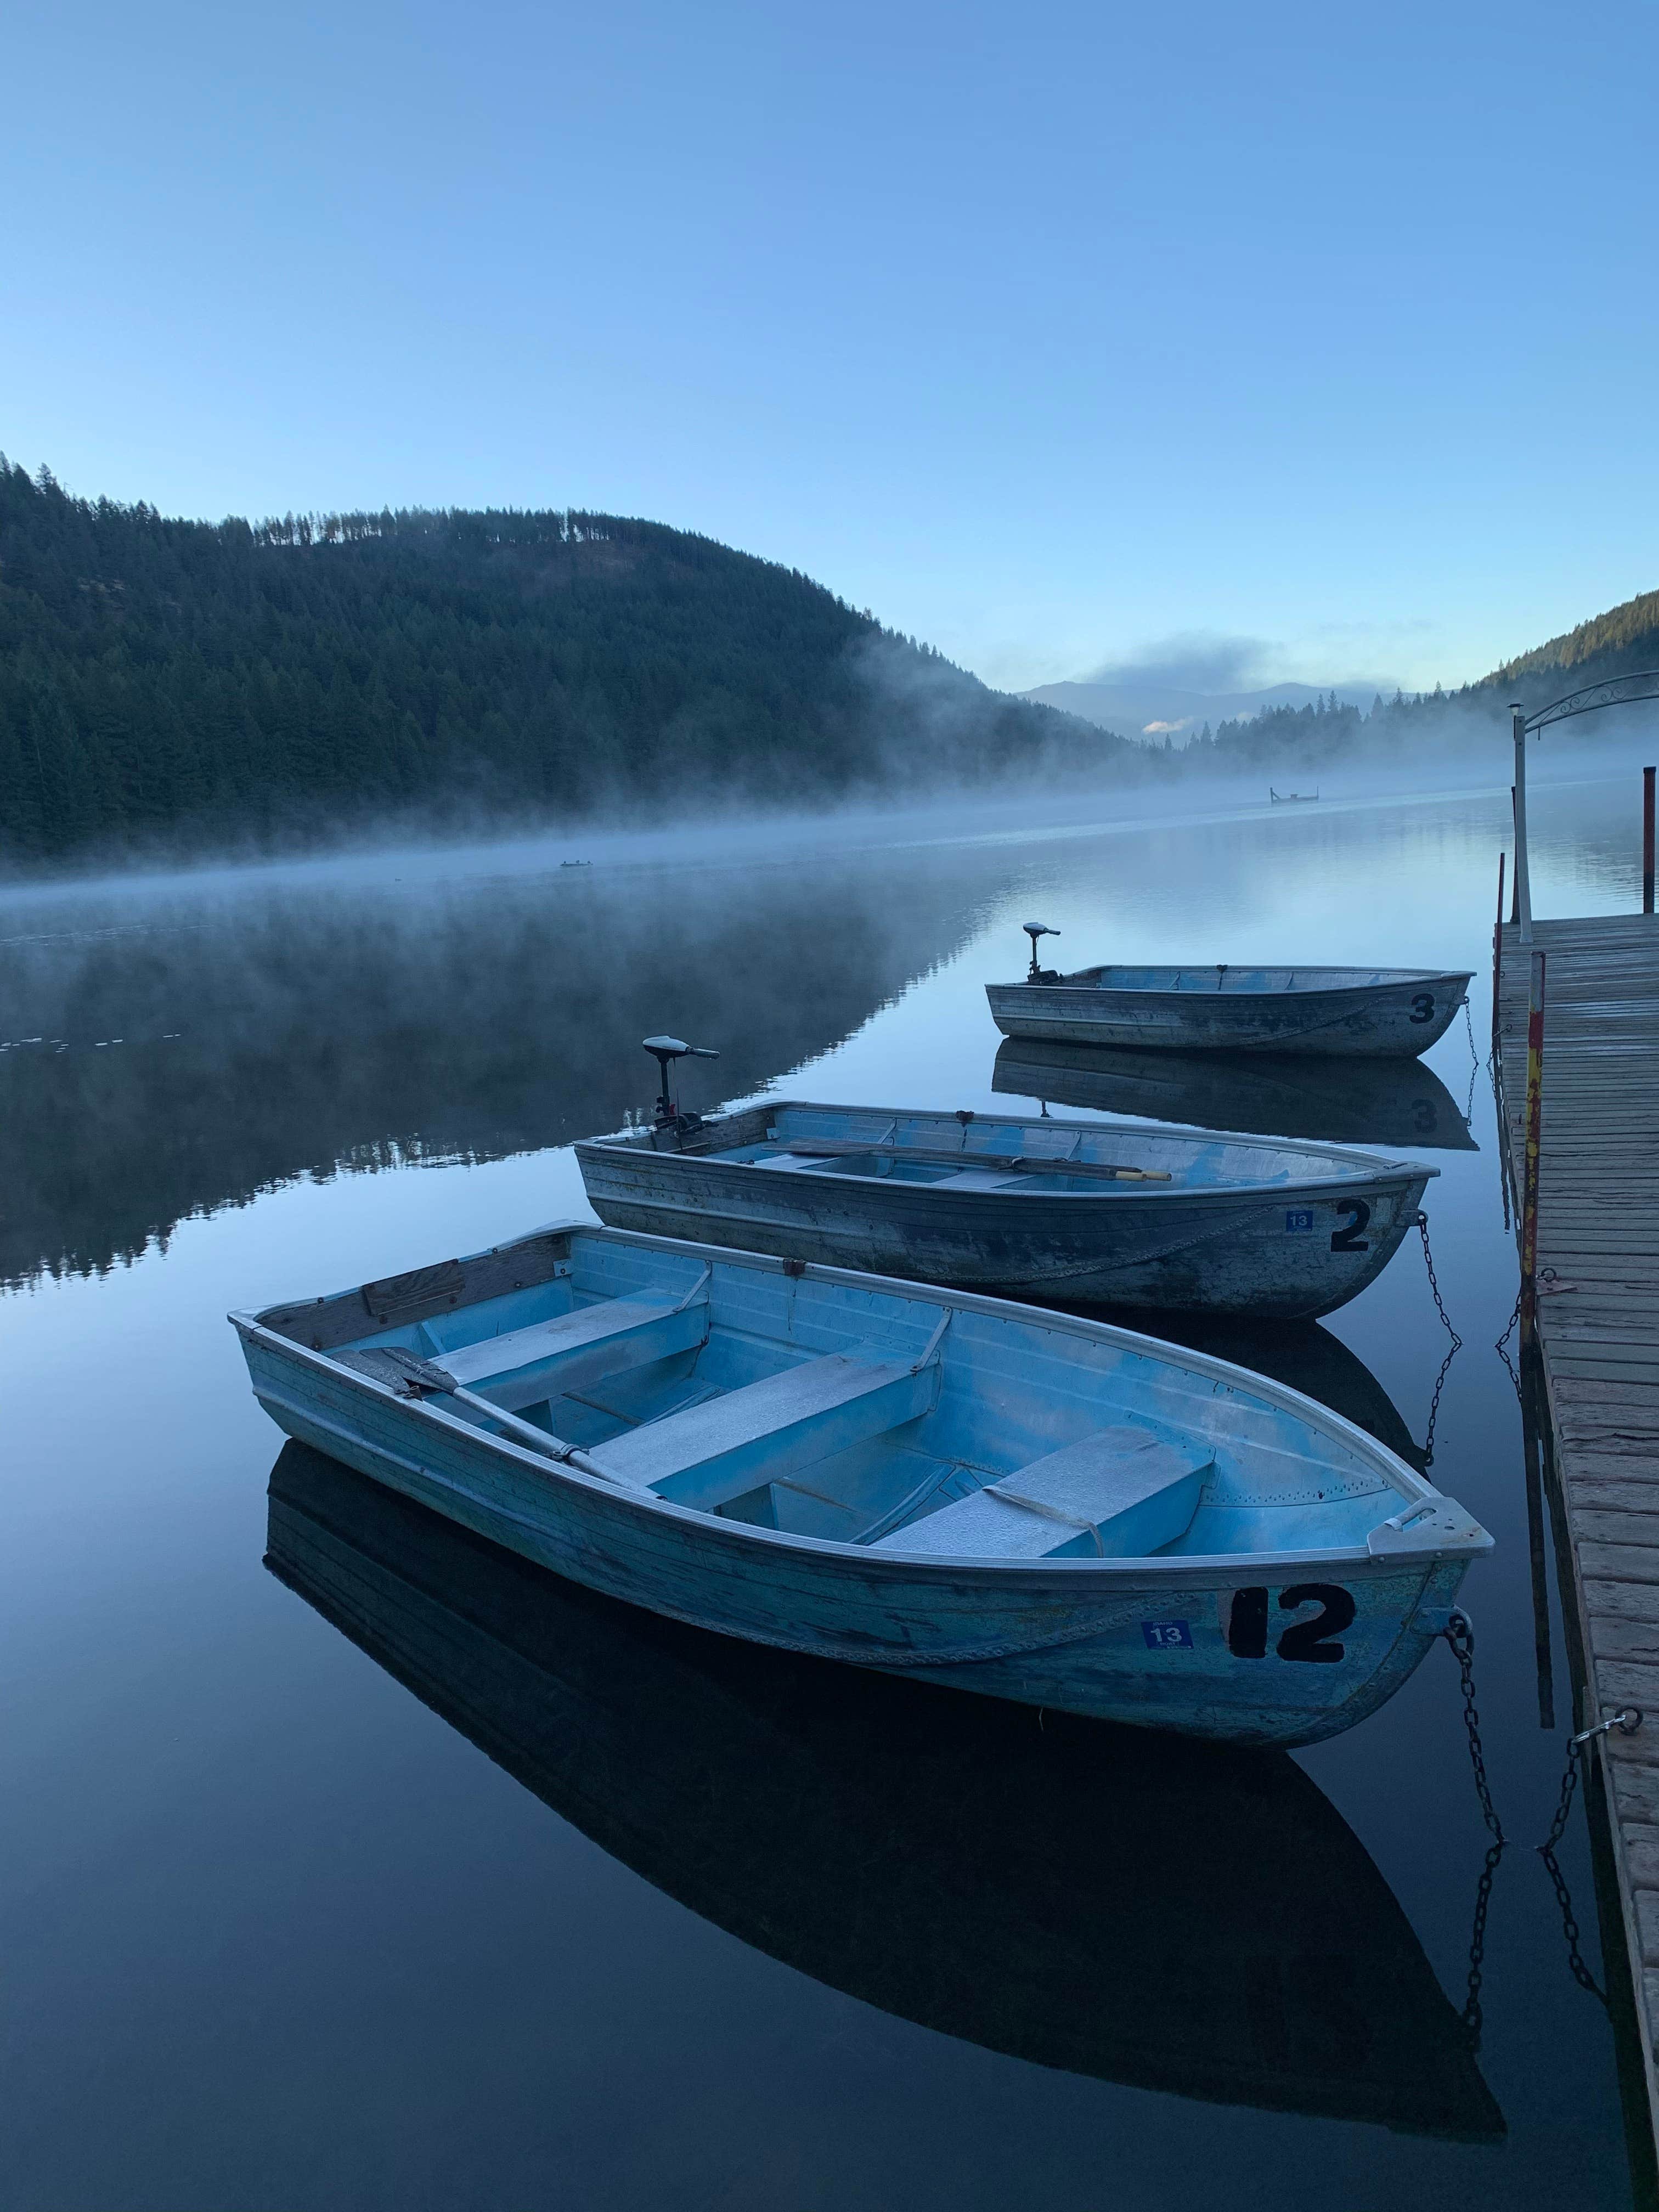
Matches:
[[0, 681, 1647, 895], [4, 768, 1655, 2210], [0, 765, 1565, 1288]]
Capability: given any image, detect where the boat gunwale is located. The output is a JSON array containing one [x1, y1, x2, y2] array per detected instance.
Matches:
[[231, 1222, 1483, 1579], [575, 1098, 1438, 1204], [986, 964, 1476, 1002]]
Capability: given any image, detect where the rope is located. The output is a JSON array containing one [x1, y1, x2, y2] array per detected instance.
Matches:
[[981, 1481, 1105, 1555]]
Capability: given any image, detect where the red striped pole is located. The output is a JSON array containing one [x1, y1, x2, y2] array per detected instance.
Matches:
[[1491, 852, 1506, 1047], [1644, 765, 1655, 914], [1519, 950, 1547, 1347]]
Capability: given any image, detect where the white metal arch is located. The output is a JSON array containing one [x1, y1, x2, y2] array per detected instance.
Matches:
[[1512, 674, 1659, 942]]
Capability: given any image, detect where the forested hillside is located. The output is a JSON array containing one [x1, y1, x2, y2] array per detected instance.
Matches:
[[0, 461, 1128, 862], [1488, 590, 1659, 695], [9, 452, 1658, 867]]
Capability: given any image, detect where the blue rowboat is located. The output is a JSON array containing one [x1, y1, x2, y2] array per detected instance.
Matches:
[[267, 1438, 1504, 2138], [987, 929, 1472, 1058], [230, 1222, 1490, 1746], [575, 1099, 1435, 1317]]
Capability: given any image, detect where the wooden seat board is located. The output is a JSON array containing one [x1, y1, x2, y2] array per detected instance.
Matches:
[[874, 1425, 1211, 1560], [588, 1350, 938, 1506], [439, 1292, 707, 1412]]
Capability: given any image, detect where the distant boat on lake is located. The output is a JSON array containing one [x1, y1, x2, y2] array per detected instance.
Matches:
[[266, 1439, 1504, 2140], [1270, 787, 1319, 802]]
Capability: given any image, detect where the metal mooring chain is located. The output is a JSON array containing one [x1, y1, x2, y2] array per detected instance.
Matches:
[[1494, 1291, 1522, 1400], [1461, 1841, 1504, 2050], [1463, 1000, 1481, 1120], [1445, 1611, 1505, 1846], [1496, 1272, 1569, 1407], [1415, 1212, 1464, 1467], [1537, 1831, 1606, 2004], [1535, 1709, 1644, 2004], [1443, 1609, 1506, 2047]]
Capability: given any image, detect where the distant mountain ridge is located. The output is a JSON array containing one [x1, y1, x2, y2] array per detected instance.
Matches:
[[1026, 581, 1659, 770], [1020, 678, 1381, 738]]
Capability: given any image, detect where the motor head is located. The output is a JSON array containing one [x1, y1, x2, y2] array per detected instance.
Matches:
[[1021, 922, 1060, 981], [642, 1035, 719, 1129]]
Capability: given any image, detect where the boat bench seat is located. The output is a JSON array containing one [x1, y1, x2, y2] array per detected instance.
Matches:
[[795, 1156, 1020, 1192], [436, 1293, 709, 1413], [587, 1351, 937, 1509], [872, 1425, 1211, 1560]]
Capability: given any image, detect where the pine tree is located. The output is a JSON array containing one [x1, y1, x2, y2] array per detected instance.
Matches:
[[0, 462, 1141, 862]]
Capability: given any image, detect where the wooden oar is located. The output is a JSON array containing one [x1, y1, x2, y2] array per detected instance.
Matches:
[[771, 1136, 1173, 1182]]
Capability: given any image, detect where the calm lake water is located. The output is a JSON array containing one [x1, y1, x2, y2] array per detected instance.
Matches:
[[5, 771, 1655, 2210]]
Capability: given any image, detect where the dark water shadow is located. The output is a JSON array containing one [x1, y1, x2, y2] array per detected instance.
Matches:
[[993, 1037, 1477, 1152], [0, 856, 982, 1290], [266, 1440, 1504, 2143]]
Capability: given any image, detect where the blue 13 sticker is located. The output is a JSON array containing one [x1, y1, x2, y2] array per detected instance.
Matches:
[[1285, 1209, 1314, 1233], [1142, 1618, 1193, 1650]]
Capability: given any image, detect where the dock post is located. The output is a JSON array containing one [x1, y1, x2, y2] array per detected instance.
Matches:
[[1513, 707, 1533, 945], [1510, 788, 1520, 922], [1644, 766, 1655, 914], [1520, 1344, 1557, 1729], [1519, 950, 1546, 1347], [1491, 853, 1506, 1049]]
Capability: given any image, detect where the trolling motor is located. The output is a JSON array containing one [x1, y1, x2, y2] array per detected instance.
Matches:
[[644, 1035, 719, 1141], [1023, 922, 1062, 984]]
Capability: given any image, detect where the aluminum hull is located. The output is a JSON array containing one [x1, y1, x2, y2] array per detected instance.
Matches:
[[577, 1102, 1435, 1318], [986, 963, 1473, 1057], [230, 1223, 1488, 1748]]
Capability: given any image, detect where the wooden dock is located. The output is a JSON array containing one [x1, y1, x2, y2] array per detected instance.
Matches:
[[1497, 912, 1659, 2145]]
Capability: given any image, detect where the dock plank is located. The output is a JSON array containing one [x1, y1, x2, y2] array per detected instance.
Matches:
[[1498, 911, 1659, 2143]]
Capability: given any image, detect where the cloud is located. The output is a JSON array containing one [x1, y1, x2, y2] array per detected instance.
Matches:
[[1142, 717, 1194, 735], [1080, 633, 1279, 693], [1310, 616, 1440, 641]]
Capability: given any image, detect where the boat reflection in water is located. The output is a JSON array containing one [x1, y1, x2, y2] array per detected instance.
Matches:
[[993, 1038, 1476, 1153], [267, 1442, 1503, 2143]]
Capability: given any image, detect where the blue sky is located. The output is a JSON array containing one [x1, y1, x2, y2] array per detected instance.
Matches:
[[5, 0, 1656, 693]]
